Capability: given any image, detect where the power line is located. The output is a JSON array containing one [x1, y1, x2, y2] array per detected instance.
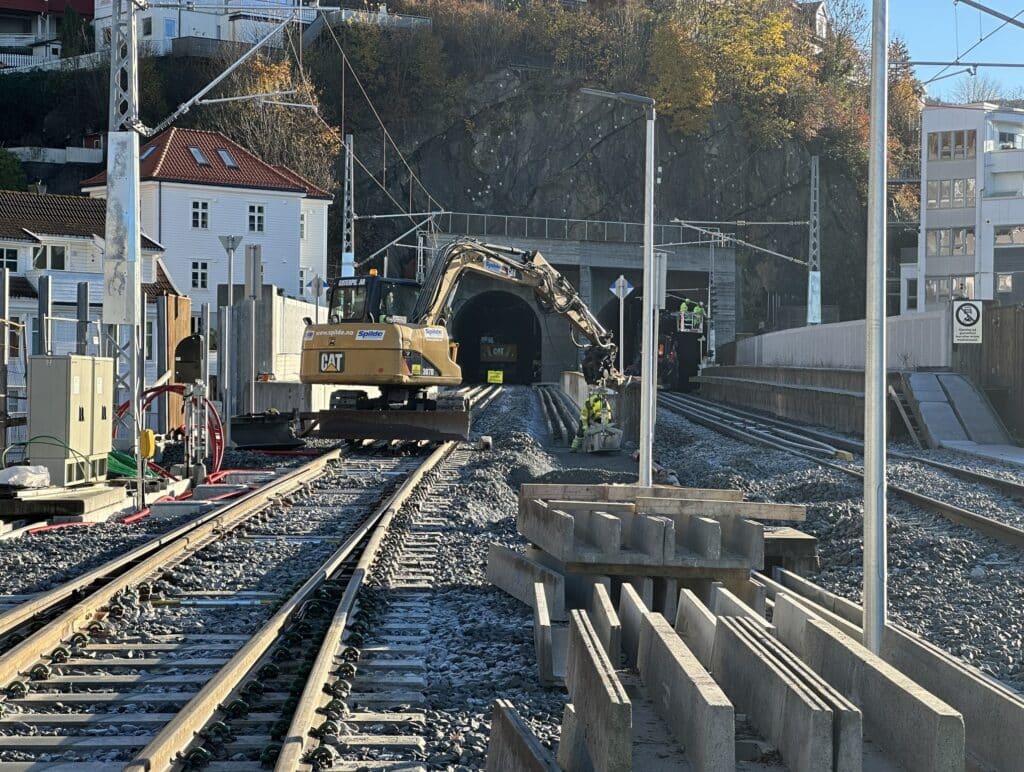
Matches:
[[922, 1, 1024, 85], [319, 15, 440, 214]]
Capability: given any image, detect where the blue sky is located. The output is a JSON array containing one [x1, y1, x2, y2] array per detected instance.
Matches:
[[885, 0, 1024, 98]]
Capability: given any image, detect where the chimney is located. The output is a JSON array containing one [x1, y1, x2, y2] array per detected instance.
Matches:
[[28, 180, 47, 195]]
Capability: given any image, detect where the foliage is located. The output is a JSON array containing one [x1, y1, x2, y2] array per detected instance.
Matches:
[[60, 8, 94, 58], [951, 72, 1003, 104], [649, 20, 715, 134], [0, 149, 27, 191], [196, 55, 341, 191]]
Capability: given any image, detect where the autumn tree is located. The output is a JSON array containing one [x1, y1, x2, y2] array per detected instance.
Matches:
[[195, 55, 341, 191], [649, 20, 715, 134]]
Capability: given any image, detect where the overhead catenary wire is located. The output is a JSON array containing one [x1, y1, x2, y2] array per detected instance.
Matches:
[[921, 1, 1024, 85]]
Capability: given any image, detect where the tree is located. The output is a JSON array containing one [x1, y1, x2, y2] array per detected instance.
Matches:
[[196, 56, 341, 191], [0, 149, 27, 191], [951, 72, 1003, 104], [648, 20, 715, 134], [60, 7, 94, 57]]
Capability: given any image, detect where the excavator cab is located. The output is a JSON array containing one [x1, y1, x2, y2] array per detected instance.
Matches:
[[327, 276, 420, 324]]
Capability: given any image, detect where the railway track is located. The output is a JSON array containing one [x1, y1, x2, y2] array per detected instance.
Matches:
[[659, 391, 1024, 548], [0, 386, 502, 771]]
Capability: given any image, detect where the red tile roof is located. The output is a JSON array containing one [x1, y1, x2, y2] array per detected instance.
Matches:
[[0, 190, 161, 250], [82, 128, 334, 201]]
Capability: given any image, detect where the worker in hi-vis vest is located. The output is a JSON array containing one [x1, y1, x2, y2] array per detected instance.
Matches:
[[571, 392, 611, 451]]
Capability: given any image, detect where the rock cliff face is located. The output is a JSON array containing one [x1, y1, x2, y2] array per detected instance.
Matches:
[[353, 69, 868, 327]]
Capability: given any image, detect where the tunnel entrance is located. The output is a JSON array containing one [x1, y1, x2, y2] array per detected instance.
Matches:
[[452, 291, 542, 384]]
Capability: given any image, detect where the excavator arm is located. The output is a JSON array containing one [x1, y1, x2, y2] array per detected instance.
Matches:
[[413, 239, 618, 383]]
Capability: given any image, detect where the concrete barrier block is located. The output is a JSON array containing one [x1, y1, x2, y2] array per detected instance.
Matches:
[[679, 514, 722, 559], [618, 583, 648, 668], [486, 699, 560, 772], [564, 610, 632, 772], [580, 510, 623, 556], [635, 514, 673, 561], [774, 595, 965, 772], [533, 583, 555, 686], [636, 612, 735, 772], [711, 584, 773, 629], [653, 577, 678, 621], [487, 543, 566, 621], [674, 589, 717, 670], [712, 617, 834, 772], [518, 500, 575, 561], [720, 517, 764, 568], [556, 703, 590, 772], [591, 583, 622, 666]]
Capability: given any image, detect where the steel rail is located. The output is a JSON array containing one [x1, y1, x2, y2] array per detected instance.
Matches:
[[659, 393, 1024, 549], [127, 385, 501, 769], [125, 443, 454, 772], [673, 392, 1024, 498], [273, 441, 457, 770], [0, 450, 342, 696]]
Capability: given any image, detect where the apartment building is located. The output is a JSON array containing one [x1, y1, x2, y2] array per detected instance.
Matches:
[[904, 102, 1024, 312]]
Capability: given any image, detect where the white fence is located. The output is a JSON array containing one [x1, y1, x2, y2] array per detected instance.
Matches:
[[735, 310, 952, 370]]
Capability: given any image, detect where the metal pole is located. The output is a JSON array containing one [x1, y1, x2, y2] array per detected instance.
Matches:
[[37, 275, 52, 356], [864, 0, 889, 655], [225, 246, 234, 440], [201, 302, 211, 389], [808, 155, 822, 325], [0, 269, 9, 451], [639, 104, 656, 487], [619, 288, 625, 375], [249, 292, 256, 414], [76, 282, 90, 355]]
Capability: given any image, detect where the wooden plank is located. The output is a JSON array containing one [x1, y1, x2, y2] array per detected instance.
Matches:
[[635, 497, 806, 522], [545, 500, 635, 514], [520, 483, 743, 503]]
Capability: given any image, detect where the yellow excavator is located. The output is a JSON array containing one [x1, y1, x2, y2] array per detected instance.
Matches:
[[298, 238, 618, 441]]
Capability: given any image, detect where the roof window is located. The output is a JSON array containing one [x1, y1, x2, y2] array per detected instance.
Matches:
[[140, 145, 156, 160], [217, 148, 238, 168], [188, 146, 210, 165]]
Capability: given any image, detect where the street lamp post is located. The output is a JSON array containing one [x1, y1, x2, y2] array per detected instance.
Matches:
[[580, 88, 657, 487], [218, 235, 243, 448]]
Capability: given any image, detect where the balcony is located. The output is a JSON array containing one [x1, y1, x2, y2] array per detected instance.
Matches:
[[986, 147, 1024, 175]]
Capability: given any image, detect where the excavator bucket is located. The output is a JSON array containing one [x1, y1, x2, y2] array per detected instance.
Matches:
[[315, 409, 471, 442]]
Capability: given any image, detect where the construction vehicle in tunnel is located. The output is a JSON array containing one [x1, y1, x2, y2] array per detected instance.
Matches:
[[297, 238, 619, 441]]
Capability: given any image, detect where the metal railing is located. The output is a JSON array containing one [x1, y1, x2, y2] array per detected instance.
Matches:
[[436, 211, 722, 247]]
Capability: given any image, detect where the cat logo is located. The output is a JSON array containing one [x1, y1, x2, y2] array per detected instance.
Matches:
[[320, 352, 345, 373]]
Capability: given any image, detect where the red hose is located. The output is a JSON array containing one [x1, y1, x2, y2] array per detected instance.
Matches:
[[116, 385, 225, 473]]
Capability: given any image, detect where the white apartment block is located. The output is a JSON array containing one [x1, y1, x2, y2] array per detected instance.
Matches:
[[903, 102, 1024, 312], [82, 127, 331, 329]]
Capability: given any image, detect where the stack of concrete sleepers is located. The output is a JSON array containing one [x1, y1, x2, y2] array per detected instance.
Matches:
[[488, 482, 805, 623]]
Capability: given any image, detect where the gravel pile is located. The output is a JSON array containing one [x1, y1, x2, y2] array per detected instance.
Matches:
[[655, 405, 1024, 691]]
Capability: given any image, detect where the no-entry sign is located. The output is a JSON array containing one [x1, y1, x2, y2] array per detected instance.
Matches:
[[953, 300, 982, 344]]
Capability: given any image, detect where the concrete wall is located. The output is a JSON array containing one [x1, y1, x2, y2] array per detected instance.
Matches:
[[736, 310, 951, 369]]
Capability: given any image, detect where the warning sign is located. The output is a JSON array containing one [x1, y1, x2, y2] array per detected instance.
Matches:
[[487, 370, 504, 384], [953, 300, 983, 344]]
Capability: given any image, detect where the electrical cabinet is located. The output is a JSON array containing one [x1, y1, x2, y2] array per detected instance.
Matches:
[[27, 355, 114, 487]]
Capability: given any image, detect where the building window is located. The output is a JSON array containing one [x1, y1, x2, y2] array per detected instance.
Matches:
[[141, 16, 152, 36], [7, 316, 20, 358], [998, 273, 1014, 293], [188, 146, 209, 165], [906, 279, 918, 311], [192, 260, 208, 289], [164, 18, 176, 38], [191, 200, 209, 229], [994, 224, 1024, 245], [1, 248, 16, 271], [951, 275, 975, 299], [926, 178, 975, 209], [145, 319, 155, 361], [217, 149, 237, 168], [191, 315, 202, 334], [299, 267, 308, 296], [927, 130, 976, 160], [248, 204, 265, 233], [925, 228, 974, 256], [998, 131, 1023, 150], [32, 245, 65, 270], [299, 212, 306, 239], [925, 277, 951, 305], [102, 26, 111, 45]]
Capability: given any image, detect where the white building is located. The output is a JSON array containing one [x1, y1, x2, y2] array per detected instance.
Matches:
[[904, 102, 1024, 312], [0, 188, 186, 433], [82, 127, 332, 330]]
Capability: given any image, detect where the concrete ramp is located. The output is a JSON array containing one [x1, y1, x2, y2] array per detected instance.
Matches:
[[904, 372, 1011, 448]]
